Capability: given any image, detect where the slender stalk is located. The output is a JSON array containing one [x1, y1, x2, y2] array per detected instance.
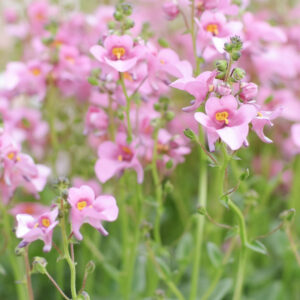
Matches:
[[228, 199, 248, 300], [120, 72, 133, 143], [45, 270, 71, 300], [285, 225, 300, 266], [24, 246, 34, 300], [151, 127, 163, 246], [189, 128, 207, 300], [108, 95, 116, 141], [60, 199, 77, 300], [224, 55, 233, 83], [0, 203, 27, 300]]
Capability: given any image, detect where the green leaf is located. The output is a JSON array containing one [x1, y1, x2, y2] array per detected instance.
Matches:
[[207, 242, 223, 267], [0, 264, 6, 276], [246, 240, 268, 255], [175, 233, 193, 265], [207, 278, 233, 300]]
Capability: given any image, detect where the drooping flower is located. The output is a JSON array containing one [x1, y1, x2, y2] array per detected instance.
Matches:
[[67, 185, 118, 240], [16, 207, 59, 252], [195, 95, 257, 151], [170, 70, 217, 112]]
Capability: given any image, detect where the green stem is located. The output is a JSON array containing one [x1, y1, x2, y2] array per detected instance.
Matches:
[[224, 56, 233, 83], [189, 128, 207, 300], [0, 203, 27, 300], [151, 127, 163, 246], [120, 72, 133, 143], [60, 200, 77, 300], [24, 246, 34, 300], [228, 199, 248, 300], [108, 95, 116, 141]]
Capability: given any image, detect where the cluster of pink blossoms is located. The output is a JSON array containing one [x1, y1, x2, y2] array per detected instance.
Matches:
[[1, 0, 299, 252]]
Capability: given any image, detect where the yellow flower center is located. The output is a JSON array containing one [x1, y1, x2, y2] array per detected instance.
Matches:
[[257, 112, 263, 117], [160, 59, 165, 64], [123, 72, 133, 81], [215, 111, 229, 124], [7, 152, 20, 161], [41, 217, 50, 228], [31, 68, 41, 76], [157, 143, 169, 154], [118, 155, 123, 161], [112, 47, 126, 60], [206, 24, 219, 36], [77, 200, 87, 211]]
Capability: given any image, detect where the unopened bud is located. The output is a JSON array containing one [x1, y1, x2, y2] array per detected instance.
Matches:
[[232, 68, 245, 81], [163, 1, 180, 20], [280, 208, 296, 222], [85, 261, 95, 274], [232, 51, 241, 61], [124, 18, 135, 30], [32, 257, 48, 274], [197, 206, 207, 215], [215, 60, 228, 72], [239, 82, 258, 102], [166, 111, 175, 121], [121, 3, 133, 16], [113, 11, 123, 21], [184, 128, 196, 140], [216, 84, 231, 96]]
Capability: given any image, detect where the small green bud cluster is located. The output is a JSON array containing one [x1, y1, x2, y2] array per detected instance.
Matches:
[[109, 1, 135, 33], [224, 35, 243, 61]]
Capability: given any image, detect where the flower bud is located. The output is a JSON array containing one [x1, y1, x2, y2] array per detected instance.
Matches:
[[77, 292, 91, 300], [280, 208, 296, 222], [162, 1, 180, 20], [166, 111, 175, 121], [184, 128, 197, 141], [85, 261, 95, 274], [239, 82, 258, 102], [197, 206, 207, 215], [121, 3, 133, 16], [216, 84, 231, 96], [232, 68, 245, 81], [215, 60, 228, 72], [124, 19, 135, 30], [113, 11, 123, 21], [32, 257, 48, 274], [232, 51, 241, 61]]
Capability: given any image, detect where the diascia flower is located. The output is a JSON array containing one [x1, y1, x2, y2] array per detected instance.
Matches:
[[67, 185, 119, 240], [195, 95, 257, 151], [90, 35, 145, 73], [16, 207, 59, 252]]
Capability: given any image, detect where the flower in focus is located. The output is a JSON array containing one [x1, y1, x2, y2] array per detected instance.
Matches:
[[90, 35, 145, 73], [67, 185, 119, 240], [195, 95, 257, 151]]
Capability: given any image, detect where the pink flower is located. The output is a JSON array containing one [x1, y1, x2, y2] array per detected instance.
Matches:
[[90, 35, 145, 73], [195, 95, 257, 151], [170, 70, 216, 112], [67, 185, 118, 240], [95, 133, 144, 183], [163, 1, 180, 20], [16, 207, 59, 252], [239, 82, 258, 102], [251, 107, 281, 144], [199, 11, 229, 38]]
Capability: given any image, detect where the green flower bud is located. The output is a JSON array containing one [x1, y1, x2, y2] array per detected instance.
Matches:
[[165, 111, 175, 121], [107, 21, 116, 30], [197, 206, 207, 215], [232, 68, 246, 81], [224, 43, 233, 53], [113, 11, 123, 21], [164, 180, 174, 194], [215, 60, 228, 72], [230, 35, 243, 51], [158, 38, 169, 48], [215, 71, 226, 80], [77, 292, 90, 300], [124, 18, 135, 30], [280, 208, 296, 222], [183, 128, 197, 141], [85, 261, 95, 274], [87, 77, 98, 86], [232, 51, 241, 61], [153, 103, 161, 111], [121, 3, 133, 16], [32, 257, 48, 274]]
